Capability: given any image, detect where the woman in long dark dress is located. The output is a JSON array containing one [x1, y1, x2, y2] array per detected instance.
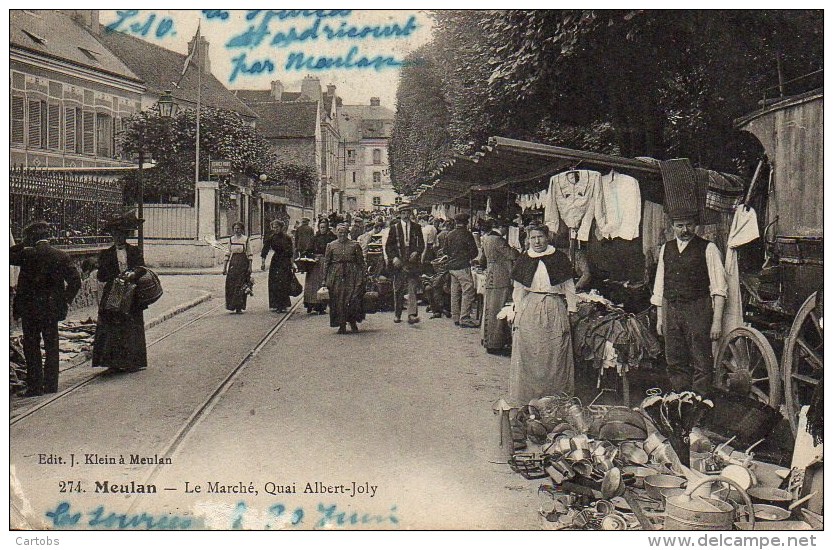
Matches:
[[302, 219, 337, 314], [261, 219, 295, 312], [223, 221, 252, 313], [92, 213, 148, 373], [324, 223, 366, 334], [480, 219, 519, 353]]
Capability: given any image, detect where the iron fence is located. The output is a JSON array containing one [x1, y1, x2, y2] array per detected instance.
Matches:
[[9, 166, 123, 248]]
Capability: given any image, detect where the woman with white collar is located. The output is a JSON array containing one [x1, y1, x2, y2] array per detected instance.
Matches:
[[509, 224, 577, 405]]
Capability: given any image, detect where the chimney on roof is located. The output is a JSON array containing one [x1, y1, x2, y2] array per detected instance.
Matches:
[[326, 84, 336, 96], [370, 97, 381, 107], [271, 80, 284, 100], [301, 75, 322, 102], [187, 34, 211, 74], [65, 10, 100, 35]]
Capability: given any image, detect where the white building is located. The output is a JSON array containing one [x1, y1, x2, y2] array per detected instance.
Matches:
[[339, 98, 402, 212]]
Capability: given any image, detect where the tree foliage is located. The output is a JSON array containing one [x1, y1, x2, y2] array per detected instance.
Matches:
[[390, 9, 823, 188], [119, 106, 318, 204], [389, 46, 452, 195]]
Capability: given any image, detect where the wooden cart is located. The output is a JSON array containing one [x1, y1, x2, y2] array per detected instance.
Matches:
[[712, 90, 823, 435]]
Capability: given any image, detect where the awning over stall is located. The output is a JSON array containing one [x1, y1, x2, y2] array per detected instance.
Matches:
[[412, 137, 665, 206]]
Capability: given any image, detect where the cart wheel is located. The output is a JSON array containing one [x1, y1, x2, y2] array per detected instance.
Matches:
[[714, 326, 781, 407], [783, 291, 823, 435]]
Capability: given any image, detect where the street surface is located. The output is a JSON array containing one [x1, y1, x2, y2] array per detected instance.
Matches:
[[10, 272, 539, 530]]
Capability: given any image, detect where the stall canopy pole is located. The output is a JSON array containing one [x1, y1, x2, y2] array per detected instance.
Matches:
[[744, 159, 765, 205]]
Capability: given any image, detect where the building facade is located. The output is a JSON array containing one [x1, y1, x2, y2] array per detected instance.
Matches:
[[339, 98, 401, 212], [10, 10, 145, 168], [236, 77, 342, 217]]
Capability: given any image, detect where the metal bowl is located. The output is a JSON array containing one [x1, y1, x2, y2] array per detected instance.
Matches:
[[644, 474, 686, 501], [619, 441, 649, 465]]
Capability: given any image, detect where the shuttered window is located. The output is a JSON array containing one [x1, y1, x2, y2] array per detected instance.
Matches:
[[47, 103, 61, 149], [11, 95, 25, 144], [82, 110, 95, 154], [65, 107, 77, 153], [27, 100, 44, 148], [96, 113, 112, 157]]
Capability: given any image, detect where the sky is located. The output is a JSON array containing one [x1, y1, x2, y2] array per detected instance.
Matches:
[[98, 9, 435, 109]]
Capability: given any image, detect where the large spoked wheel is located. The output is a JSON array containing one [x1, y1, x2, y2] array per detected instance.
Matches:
[[783, 291, 823, 435], [714, 326, 781, 408]]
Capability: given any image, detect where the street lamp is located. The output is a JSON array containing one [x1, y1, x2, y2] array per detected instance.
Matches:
[[136, 90, 177, 254], [157, 90, 178, 118]]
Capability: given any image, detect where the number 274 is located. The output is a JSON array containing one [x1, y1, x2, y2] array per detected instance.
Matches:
[[58, 481, 83, 493]]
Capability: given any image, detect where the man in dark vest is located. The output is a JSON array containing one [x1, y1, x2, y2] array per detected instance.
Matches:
[[10, 221, 81, 396], [651, 209, 727, 396], [386, 203, 425, 324]]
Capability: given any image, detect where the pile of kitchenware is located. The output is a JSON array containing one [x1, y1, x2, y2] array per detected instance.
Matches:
[[640, 389, 713, 465], [507, 388, 815, 530]]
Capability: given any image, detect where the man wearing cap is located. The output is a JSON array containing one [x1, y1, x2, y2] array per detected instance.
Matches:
[[349, 217, 365, 241], [385, 204, 425, 324], [10, 221, 81, 396], [652, 210, 727, 396], [446, 213, 480, 328]]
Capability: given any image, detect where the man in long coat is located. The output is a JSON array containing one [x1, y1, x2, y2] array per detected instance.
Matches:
[[10, 221, 81, 396]]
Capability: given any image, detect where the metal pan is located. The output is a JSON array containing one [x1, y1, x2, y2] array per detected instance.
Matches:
[[753, 504, 791, 522]]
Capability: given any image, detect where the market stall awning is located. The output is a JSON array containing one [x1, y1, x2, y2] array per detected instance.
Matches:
[[412, 137, 664, 206]]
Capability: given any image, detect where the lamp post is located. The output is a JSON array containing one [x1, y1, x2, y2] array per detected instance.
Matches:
[[135, 90, 177, 254]]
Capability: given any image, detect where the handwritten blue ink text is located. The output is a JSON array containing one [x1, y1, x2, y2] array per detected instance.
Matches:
[[104, 10, 175, 39], [229, 54, 275, 83], [45, 502, 192, 530], [285, 46, 404, 72]]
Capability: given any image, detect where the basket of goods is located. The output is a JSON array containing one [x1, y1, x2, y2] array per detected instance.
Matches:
[[316, 286, 330, 301], [133, 267, 164, 307], [363, 291, 380, 313], [102, 276, 136, 315], [296, 255, 318, 270]]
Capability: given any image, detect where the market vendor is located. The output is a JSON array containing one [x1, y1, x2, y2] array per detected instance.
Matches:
[[652, 207, 727, 396], [509, 224, 577, 405]]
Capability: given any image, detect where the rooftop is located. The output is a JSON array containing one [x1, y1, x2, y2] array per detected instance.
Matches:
[[96, 30, 257, 119], [10, 10, 141, 84]]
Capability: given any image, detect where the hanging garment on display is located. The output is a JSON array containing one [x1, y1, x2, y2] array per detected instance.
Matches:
[[508, 226, 522, 250], [722, 205, 759, 335], [595, 170, 642, 240], [641, 201, 673, 266], [544, 170, 601, 241]]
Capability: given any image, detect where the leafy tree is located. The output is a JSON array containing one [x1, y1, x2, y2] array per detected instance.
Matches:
[[390, 46, 452, 195], [119, 106, 318, 204], [392, 9, 823, 187]]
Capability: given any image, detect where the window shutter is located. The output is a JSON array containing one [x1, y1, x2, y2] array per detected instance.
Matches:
[[11, 96, 24, 144], [82, 110, 95, 154], [48, 103, 61, 149], [28, 100, 42, 147], [65, 107, 76, 152]]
